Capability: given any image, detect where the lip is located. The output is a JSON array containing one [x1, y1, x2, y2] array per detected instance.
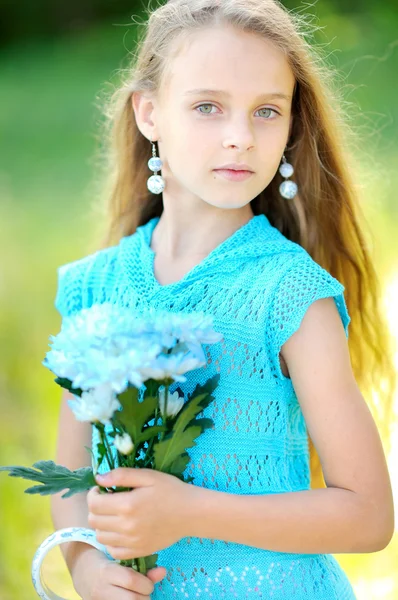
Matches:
[[213, 169, 254, 182], [215, 163, 254, 172]]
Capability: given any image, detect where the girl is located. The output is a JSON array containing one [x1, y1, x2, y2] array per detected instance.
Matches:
[[51, 0, 396, 598]]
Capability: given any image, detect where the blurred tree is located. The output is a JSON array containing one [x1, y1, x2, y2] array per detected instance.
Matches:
[[0, 0, 142, 47], [2, 0, 398, 47]]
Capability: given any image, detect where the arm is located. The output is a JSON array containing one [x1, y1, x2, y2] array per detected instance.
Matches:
[[50, 389, 103, 577], [185, 297, 395, 554]]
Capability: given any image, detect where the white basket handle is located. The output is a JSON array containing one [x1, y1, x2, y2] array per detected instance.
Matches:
[[31, 527, 116, 600]]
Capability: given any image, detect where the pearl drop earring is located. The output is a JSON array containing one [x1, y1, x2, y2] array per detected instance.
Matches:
[[147, 138, 165, 194], [279, 154, 298, 199]]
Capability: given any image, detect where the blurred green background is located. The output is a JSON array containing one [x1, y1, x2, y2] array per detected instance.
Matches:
[[0, 1, 397, 598]]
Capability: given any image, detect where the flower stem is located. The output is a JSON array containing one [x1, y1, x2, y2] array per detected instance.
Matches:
[[159, 381, 170, 442], [146, 405, 160, 457], [120, 557, 147, 574], [137, 557, 147, 573], [104, 433, 116, 471], [97, 424, 115, 472], [164, 383, 169, 424]]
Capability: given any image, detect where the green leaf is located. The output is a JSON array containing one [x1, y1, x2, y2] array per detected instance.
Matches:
[[0, 460, 96, 498], [95, 440, 107, 470], [152, 375, 219, 475], [190, 417, 214, 434], [54, 377, 83, 397], [144, 379, 163, 398], [84, 445, 97, 470], [114, 386, 158, 446], [144, 553, 159, 571], [153, 425, 201, 473], [119, 553, 159, 573], [138, 425, 166, 444], [168, 451, 191, 477], [183, 374, 220, 424]]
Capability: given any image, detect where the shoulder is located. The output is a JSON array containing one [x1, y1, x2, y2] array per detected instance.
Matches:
[[54, 243, 121, 318], [250, 221, 321, 280], [259, 236, 346, 302], [264, 244, 351, 363]]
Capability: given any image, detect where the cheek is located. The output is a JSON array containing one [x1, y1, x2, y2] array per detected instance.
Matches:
[[164, 133, 210, 178], [170, 113, 216, 153], [180, 125, 212, 157], [258, 130, 288, 173]]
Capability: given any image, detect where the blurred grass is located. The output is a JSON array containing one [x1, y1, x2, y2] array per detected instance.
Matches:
[[0, 6, 397, 600]]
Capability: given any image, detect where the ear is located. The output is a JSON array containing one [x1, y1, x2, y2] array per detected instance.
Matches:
[[132, 91, 159, 142]]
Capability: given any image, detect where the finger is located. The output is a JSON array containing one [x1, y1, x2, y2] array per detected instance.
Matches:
[[111, 563, 157, 596], [106, 545, 141, 561], [89, 490, 134, 516], [88, 513, 124, 532], [86, 485, 106, 511], [106, 584, 148, 600], [112, 587, 148, 600], [95, 530, 133, 548], [86, 485, 100, 502], [146, 566, 168, 583]]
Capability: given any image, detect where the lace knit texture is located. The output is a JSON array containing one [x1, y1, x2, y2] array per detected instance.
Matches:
[[55, 214, 356, 599]]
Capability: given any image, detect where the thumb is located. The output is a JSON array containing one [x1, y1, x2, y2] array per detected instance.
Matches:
[[95, 467, 154, 488], [147, 566, 167, 582]]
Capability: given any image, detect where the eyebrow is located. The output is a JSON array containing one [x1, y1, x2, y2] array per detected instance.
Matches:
[[182, 88, 292, 102]]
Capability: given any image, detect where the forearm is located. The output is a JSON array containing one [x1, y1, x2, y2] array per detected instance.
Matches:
[[186, 485, 387, 554], [51, 491, 99, 576]]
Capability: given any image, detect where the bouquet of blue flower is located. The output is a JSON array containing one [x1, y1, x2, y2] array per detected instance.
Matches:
[[0, 303, 223, 580]]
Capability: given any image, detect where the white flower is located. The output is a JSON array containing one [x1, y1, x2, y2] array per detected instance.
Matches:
[[43, 303, 223, 394], [67, 382, 121, 425], [44, 323, 162, 393], [140, 352, 204, 382], [114, 433, 134, 455], [158, 387, 185, 419], [144, 310, 224, 348]]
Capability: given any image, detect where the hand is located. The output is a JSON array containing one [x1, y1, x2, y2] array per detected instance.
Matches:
[[72, 545, 167, 599], [87, 468, 193, 560]]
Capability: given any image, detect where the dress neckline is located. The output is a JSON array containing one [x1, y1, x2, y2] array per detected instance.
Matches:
[[120, 212, 278, 298], [141, 214, 267, 292]]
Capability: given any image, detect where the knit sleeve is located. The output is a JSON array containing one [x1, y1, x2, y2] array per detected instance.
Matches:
[[54, 253, 98, 319], [54, 261, 84, 319], [54, 246, 118, 319], [266, 255, 351, 381]]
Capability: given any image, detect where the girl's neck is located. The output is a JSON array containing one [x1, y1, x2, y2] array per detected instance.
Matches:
[[150, 207, 255, 261]]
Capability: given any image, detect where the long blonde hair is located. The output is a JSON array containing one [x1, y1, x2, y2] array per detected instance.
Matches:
[[89, 0, 396, 488]]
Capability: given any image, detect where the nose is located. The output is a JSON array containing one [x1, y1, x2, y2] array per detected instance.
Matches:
[[222, 116, 255, 151]]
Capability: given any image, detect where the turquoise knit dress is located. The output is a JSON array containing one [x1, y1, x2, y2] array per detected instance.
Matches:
[[55, 213, 357, 599]]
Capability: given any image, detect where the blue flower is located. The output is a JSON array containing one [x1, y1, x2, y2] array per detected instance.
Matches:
[[43, 304, 224, 393]]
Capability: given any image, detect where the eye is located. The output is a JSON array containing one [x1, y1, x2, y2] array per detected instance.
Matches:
[[255, 107, 279, 119], [195, 103, 218, 115], [194, 103, 280, 119]]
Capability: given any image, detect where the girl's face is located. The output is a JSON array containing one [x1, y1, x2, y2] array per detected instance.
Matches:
[[141, 24, 295, 211]]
